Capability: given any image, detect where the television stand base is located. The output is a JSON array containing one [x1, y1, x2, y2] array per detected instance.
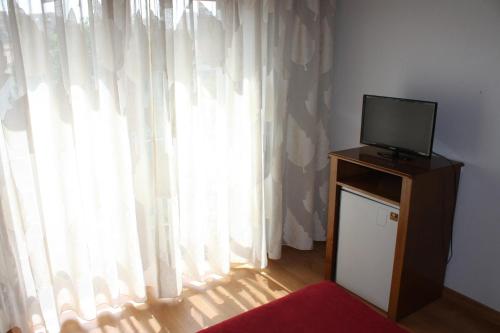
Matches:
[[377, 151, 413, 161]]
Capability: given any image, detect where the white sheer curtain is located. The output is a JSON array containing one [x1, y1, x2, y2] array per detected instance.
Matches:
[[0, 0, 335, 332]]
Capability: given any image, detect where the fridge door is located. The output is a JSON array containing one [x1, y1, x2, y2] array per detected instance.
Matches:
[[336, 189, 399, 312]]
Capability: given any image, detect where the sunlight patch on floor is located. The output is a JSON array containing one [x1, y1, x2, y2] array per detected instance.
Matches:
[[258, 271, 293, 294], [214, 286, 249, 312], [205, 289, 224, 305], [187, 294, 220, 320], [58, 252, 323, 333]]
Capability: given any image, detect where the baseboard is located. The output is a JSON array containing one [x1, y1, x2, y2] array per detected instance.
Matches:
[[443, 287, 500, 327]]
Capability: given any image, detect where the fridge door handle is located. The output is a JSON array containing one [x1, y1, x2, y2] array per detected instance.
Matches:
[[389, 212, 399, 222]]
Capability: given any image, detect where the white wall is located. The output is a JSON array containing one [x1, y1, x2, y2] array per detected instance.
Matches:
[[331, 0, 500, 311]]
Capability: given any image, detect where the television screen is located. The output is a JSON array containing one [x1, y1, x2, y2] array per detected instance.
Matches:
[[360, 95, 437, 157]]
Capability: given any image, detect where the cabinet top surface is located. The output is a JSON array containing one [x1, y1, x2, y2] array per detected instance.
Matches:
[[329, 146, 464, 178]]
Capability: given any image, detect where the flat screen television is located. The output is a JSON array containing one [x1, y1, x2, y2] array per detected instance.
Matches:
[[360, 95, 437, 158]]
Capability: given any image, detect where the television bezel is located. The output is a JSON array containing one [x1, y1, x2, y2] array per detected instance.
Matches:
[[360, 94, 438, 158]]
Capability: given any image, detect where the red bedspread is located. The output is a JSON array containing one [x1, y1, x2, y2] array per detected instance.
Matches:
[[199, 281, 408, 333]]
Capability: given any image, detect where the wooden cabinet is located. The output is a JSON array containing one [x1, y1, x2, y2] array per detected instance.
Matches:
[[325, 146, 463, 320]]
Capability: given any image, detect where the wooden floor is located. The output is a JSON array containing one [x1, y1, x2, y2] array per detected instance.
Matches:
[[60, 242, 500, 333]]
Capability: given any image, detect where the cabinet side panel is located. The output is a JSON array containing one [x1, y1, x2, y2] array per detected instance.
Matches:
[[325, 157, 340, 280], [388, 177, 412, 319], [396, 167, 461, 318]]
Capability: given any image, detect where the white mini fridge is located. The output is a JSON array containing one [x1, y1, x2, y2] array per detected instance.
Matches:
[[336, 189, 399, 312]]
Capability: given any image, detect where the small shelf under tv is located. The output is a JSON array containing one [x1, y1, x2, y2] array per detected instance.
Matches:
[[337, 173, 402, 206], [336, 159, 402, 206]]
